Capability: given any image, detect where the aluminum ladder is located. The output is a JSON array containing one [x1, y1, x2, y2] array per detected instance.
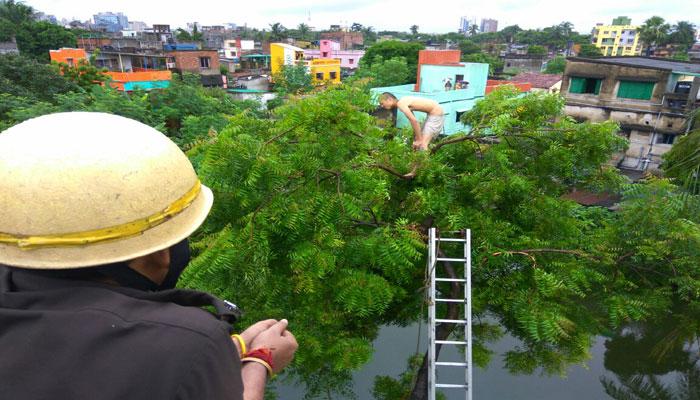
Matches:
[[427, 228, 472, 400]]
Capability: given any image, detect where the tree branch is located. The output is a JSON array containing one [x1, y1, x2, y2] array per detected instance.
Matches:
[[372, 163, 418, 180]]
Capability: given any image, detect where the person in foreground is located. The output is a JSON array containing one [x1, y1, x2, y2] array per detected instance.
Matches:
[[379, 92, 445, 151], [0, 112, 297, 400]]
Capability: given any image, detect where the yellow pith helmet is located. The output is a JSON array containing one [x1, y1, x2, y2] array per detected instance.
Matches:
[[0, 112, 214, 269]]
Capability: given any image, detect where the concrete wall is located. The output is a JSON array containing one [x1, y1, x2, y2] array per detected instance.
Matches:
[[503, 56, 544, 74], [562, 59, 699, 171], [168, 50, 220, 74]]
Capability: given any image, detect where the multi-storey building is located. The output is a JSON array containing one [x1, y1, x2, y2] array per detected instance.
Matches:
[[562, 57, 700, 171], [304, 40, 364, 69], [93, 12, 129, 33], [480, 19, 498, 34], [459, 16, 477, 34], [591, 17, 642, 57]]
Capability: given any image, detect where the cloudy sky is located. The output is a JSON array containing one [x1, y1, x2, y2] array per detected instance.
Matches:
[[25, 0, 698, 33]]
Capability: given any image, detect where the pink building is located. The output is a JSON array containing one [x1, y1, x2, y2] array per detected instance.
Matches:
[[304, 40, 365, 69]]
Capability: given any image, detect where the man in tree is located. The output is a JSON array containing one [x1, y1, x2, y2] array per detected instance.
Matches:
[[0, 112, 298, 400], [379, 92, 444, 150]]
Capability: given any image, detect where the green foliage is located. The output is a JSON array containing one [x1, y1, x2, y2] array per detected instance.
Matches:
[[544, 56, 567, 74], [372, 355, 446, 400], [0, 54, 79, 101], [272, 64, 313, 95], [462, 52, 504, 76], [360, 40, 424, 78], [662, 127, 700, 193], [54, 59, 108, 90], [458, 40, 481, 56], [639, 16, 671, 54], [353, 56, 411, 88], [577, 43, 603, 57], [527, 45, 547, 56], [668, 21, 697, 49]]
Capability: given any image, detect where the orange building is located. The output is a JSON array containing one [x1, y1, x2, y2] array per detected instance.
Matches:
[[49, 48, 88, 66]]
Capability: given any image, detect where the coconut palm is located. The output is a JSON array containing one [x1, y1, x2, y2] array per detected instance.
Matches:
[[468, 24, 479, 36], [639, 16, 670, 56]]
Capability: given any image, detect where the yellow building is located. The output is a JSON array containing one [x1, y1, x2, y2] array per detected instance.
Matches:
[[591, 17, 642, 56], [270, 43, 305, 75], [309, 58, 341, 84]]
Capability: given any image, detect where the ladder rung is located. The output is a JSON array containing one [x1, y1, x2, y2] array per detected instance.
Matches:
[[435, 298, 466, 303], [436, 318, 467, 324], [436, 238, 466, 242], [436, 257, 467, 262], [435, 278, 466, 282], [436, 340, 468, 345], [436, 361, 469, 367], [436, 383, 469, 389]]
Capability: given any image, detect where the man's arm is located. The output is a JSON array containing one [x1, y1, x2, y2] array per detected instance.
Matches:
[[397, 103, 422, 144]]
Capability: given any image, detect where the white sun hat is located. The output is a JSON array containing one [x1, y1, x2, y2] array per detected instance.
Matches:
[[0, 112, 214, 269]]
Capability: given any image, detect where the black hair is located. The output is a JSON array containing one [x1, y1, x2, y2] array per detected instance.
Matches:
[[380, 92, 397, 101]]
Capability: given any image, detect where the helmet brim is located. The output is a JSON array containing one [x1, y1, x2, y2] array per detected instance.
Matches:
[[0, 185, 214, 269]]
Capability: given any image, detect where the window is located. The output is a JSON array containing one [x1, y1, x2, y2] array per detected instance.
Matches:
[[329, 71, 337, 79], [657, 134, 675, 145], [569, 77, 602, 95], [199, 57, 211, 68], [617, 80, 654, 100], [456, 110, 466, 122], [66, 58, 74, 66], [349, 58, 354, 64], [627, 38, 635, 44], [316, 72, 324, 80], [322, 52, 329, 57]]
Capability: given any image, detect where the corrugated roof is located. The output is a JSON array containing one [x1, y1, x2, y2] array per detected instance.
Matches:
[[510, 72, 562, 89]]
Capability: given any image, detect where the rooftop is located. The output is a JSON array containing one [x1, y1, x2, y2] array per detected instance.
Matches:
[[510, 72, 562, 89], [568, 57, 700, 74]]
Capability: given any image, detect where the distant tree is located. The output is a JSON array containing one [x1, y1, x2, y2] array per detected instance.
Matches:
[[409, 25, 419, 36], [272, 63, 313, 95], [54, 56, 108, 90], [360, 40, 424, 78], [362, 26, 377, 44], [191, 23, 203, 41], [0, 53, 79, 102], [269, 22, 286, 41], [351, 22, 363, 32], [639, 16, 671, 56], [662, 113, 700, 193], [296, 23, 310, 41], [175, 28, 192, 41], [462, 52, 503, 76], [458, 39, 481, 56], [499, 24, 522, 43], [527, 44, 547, 56], [578, 43, 603, 57], [15, 21, 76, 62], [468, 24, 479, 36], [543, 56, 567, 74], [354, 56, 411, 88], [668, 21, 697, 49], [0, 0, 34, 41]]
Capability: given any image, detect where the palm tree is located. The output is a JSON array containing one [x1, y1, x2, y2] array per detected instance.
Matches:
[[351, 22, 363, 32], [669, 21, 697, 49], [468, 24, 479, 36], [296, 23, 310, 41], [410, 25, 419, 36], [639, 16, 670, 56], [269, 22, 286, 41]]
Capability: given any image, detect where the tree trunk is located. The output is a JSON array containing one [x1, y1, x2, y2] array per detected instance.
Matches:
[[409, 251, 463, 400]]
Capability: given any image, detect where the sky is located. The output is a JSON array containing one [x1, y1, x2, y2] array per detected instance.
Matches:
[[25, 0, 698, 34]]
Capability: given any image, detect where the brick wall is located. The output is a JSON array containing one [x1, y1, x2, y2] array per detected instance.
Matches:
[[167, 50, 220, 74]]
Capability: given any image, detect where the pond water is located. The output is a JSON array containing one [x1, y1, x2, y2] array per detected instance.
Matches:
[[275, 322, 693, 399]]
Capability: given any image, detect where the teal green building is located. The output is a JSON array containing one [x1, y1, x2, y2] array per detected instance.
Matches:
[[371, 62, 489, 135]]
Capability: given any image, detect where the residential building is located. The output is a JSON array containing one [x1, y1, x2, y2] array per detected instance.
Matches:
[[591, 17, 642, 57], [201, 25, 228, 50], [459, 16, 477, 34], [480, 19, 498, 34], [270, 43, 305, 75], [304, 40, 364, 69], [320, 31, 363, 50], [372, 50, 488, 135], [309, 58, 341, 84], [151, 25, 173, 43], [510, 72, 563, 93], [128, 21, 149, 32], [49, 48, 172, 91], [562, 57, 700, 172], [502, 54, 545, 74], [49, 48, 88, 66], [93, 12, 129, 33]]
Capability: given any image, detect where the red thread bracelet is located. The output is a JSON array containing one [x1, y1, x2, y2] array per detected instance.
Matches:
[[241, 348, 275, 377]]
